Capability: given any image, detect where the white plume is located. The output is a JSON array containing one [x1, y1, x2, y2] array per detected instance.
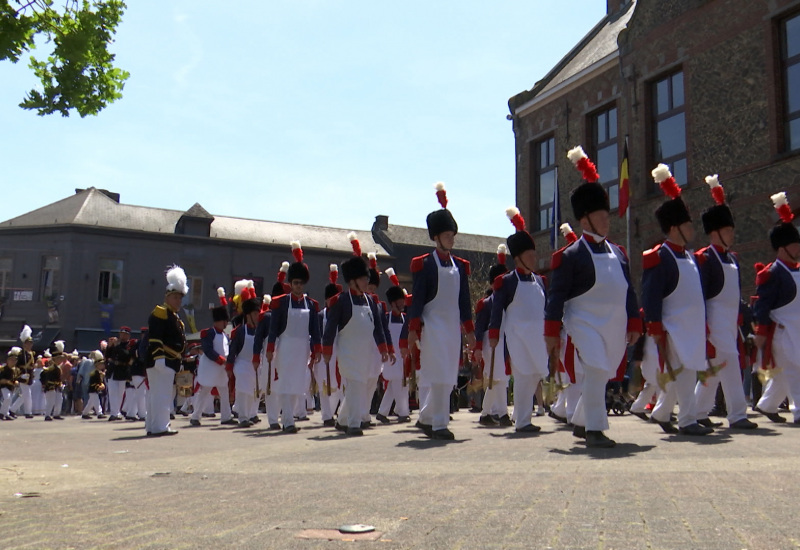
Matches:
[[704, 174, 720, 188], [772, 192, 788, 208], [560, 223, 574, 236], [651, 163, 672, 183], [19, 324, 32, 342], [566, 145, 587, 164], [165, 265, 189, 295], [434, 181, 446, 191], [280, 261, 290, 273]]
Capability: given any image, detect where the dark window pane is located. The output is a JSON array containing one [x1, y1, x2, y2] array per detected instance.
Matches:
[[546, 137, 555, 166], [539, 141, 548, 168], [787, 14, 800, 58], [672, 158, 688, 187], [656, 113, 686, 160], [656, 78, 669, 114], [608, 108, 617, 139], [596, 144, 619, 184], [608, 184, 619, 210], [789, 118, 800, 151], [788, 62, 800, 114], [672, 72, 684, 107], [596, 113, 606, 142], [539, 169, 556, 205], [540, 209, 549, 230]]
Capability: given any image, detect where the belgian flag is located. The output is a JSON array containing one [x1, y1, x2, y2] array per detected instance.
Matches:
[[618, 138, 630, 217]]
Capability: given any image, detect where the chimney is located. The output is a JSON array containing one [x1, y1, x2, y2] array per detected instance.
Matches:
[[373, 215, 389, 231], [607, 0, 628, 15]]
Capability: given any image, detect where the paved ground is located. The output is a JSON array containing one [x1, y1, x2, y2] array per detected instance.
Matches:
[[2, 407, 800, 550]]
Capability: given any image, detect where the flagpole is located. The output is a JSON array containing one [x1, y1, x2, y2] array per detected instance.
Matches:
[[626, 199, 631, 255]]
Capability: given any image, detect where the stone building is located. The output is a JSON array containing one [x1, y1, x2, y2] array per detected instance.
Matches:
[[508, 0, 800, 296], [0, 188, 500, 351]]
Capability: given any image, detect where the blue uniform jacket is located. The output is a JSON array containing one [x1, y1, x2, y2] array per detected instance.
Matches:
[[322, 291, 388, 355], [545, 236, 640, 337], [489, 268, 547, 339], [641, 241, 699, 334], [408, 251, 474, 333], [267, 294, 321, 353], [200, 327, 227, 365], [226, 323, 257, 368], [694, 245, 740, 301], [253, 311, 271, 357], [754, 260, 799, 331]]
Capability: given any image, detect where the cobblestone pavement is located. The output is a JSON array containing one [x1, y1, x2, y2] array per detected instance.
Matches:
[[2, 408, 800, 549]]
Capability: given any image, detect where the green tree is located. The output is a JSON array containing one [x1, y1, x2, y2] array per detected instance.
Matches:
[[0, 0, 128, 117]]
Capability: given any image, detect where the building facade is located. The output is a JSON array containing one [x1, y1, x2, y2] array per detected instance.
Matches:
[[509, 0, 800, 295], [0, 188, 501, 352]]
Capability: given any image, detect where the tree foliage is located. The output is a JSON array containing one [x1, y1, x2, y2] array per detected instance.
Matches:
[[0, 0, 128, 117]]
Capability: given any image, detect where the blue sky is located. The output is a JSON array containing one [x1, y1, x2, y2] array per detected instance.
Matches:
[[1, 1, 606, 239]]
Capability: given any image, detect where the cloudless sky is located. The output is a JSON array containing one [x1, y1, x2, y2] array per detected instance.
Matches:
[[1, 1, 606, 239]]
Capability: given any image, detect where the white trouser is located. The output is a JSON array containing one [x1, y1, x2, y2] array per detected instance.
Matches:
[[379, 380, 410, 417], [481, 381, 508, 417], [293, 393, 306, 418], [107, 379, 126, 417], [192, 385, 231, 422], [342, 379, 368, 429], [125, 376, 147, 419], [11, 385, 32, 415], [84, 393, 103, 415], [32, 384, 45, 414], [44, 390, 62, 417], [362, 376, 378, 422], [757, 344, 800, 420], [571, 365, 609, 431], [651, 367, 698, 428], [428, 383, 453, 431], [328, 388, 342, 418], [313, 363, 335, 421], [694, 352, 748, 423], [0, 388, 12, 415], [264, 391, 281, 425], [279, 393, 296, 427], [236, 391, 257, 424], [316, 384, 334, 421], [511, 373, 539, 428], [145, 361, 175, 434], [417, 384, 432, 425], [630, 381, 658, 414]]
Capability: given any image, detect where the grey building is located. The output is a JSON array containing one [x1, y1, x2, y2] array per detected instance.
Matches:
[[0, 188, 502, 352]]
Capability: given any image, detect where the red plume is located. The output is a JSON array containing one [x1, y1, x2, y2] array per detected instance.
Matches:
[[217, 287, 228, 306], [434, 182, 448, 208], [506, 207, 525, 232], [385, 267, 400, 287], [772, 192, 794, 223], [705, 175, 725, 205], [277, 261, 289, 284], [497, 244, 507, 266], [368, 252, 378, 271], [652, 164, 681, 199], [347, 232, 361, 257], [567, 146, 599, 182], [290, 240, 303, 263], [329, 264, 338, 285]]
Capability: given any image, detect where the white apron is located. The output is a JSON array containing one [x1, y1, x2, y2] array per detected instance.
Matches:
[[662, 246, 706, 371], [770, 261, 800, 360], [563, 238, 629, 374], [419, 252, 462, 386], [335, 293, 376, 383], [232, 326, 256, 394], [504, 271, 548, 377], [706, 247, 740, 356], [197, 330, 229, 388], [382, 313, 406, 381], [275, 296, 312, 395]]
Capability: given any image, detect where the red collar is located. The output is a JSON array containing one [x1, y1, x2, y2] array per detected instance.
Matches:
[[711, 244, 728, 253], [781, 259, 800, 270], [515, 267, 532, 276], [582, 231, 605, 244], [664, 240, 686, 254], [348, 288, 364, 297], [435, 250, 451, 262]]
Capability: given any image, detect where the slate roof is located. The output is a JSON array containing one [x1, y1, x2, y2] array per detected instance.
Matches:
[[374, 223, 502, 255], [509, 1, 636, 113], [0, 188, 389, 256]]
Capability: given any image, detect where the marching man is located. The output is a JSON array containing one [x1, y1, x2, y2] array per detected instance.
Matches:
[[376, 269, 411, 424], [267, 242, 322, 434], [641, 165, 712, 436], [545, 147, 641, 447], [490, 208, 548, 434], [82, 351, 107, 419], [0, 347, 19, 420], [314, 265, 342, 427], [408, 183, 475, 440], [41, 341, 66, 421], [753, 192, 800, 423], [191, 288, 236, 427], [323, 255, 389, 436], [228, 290, 261, 428], [10, 326, 36, 418], [693, 175, 757, 430], [145, 265, 188, 437], [473, 246, 510, 427]]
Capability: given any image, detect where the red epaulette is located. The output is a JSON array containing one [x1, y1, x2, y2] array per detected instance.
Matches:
[[454, 255, 471, 275], [410, 254, 428, 273], [615, 243, 629, 261], [642, 244, 662, 270], [269, 295, 283, 310], [308, 297, 320, 311], [693, 247, 709, 266], [756, 263, 773, 286], [329, 294, 340, 307], [492, 273, 505, 291], [200, 328, 211, 339], [551, 248, 565, 270], [475, 297, 486, 314]]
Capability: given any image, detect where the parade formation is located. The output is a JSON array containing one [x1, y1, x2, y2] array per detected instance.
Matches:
[[2, 148, 798, 448]]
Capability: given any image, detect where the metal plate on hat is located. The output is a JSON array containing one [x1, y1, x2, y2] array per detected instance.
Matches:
[[338, 524, 375, 534]]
